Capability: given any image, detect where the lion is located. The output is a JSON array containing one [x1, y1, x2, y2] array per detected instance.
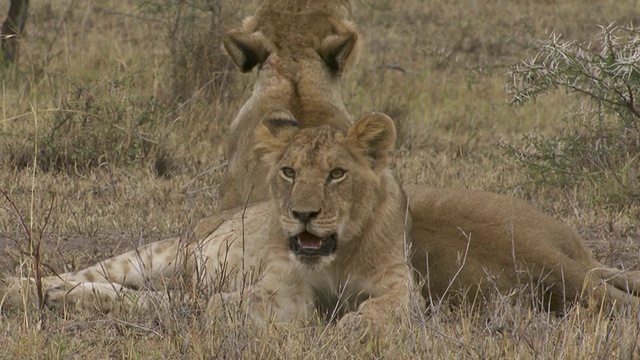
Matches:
[[406, 186, 640, 312], [218, 0, 361, 210], [3, 111, 640, 330], [1, 111, 418, 335]]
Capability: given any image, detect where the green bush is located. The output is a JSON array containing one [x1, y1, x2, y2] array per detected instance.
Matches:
[[504, 23, 640, 206]]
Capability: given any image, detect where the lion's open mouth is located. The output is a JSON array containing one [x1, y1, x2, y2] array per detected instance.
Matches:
[[289, 231, 337, 256]]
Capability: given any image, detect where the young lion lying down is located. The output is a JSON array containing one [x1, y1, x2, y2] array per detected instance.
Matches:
[[3, 111, 640, 330], [2, 112, 420, 332]]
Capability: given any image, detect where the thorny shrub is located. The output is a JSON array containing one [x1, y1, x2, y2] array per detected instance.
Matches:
[[503, 23, 640, 206]]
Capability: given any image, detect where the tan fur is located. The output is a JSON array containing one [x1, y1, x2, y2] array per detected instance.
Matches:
[[218, 0, 361, 210], [407, 186, 640, 311], [1, 113, 418, 337]]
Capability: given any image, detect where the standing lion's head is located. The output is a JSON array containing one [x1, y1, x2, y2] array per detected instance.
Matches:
[[223, 0, 360, 77]]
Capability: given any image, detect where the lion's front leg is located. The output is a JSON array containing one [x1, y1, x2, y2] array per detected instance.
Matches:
[[207, 269, 317, 324], [338, 266, 423, 341], [340, 290, 426, 344], [2, 236, 191, 312], [43, 281, 167, 313], [207, 286, 316, 324], [336, 291, 412, 342], [58, 236, 190, 289], [248, 285, 317, 323], [44, 281, 149, 313]]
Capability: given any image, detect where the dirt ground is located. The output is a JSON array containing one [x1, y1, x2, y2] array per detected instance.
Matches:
[[0, 232, 138, 275]]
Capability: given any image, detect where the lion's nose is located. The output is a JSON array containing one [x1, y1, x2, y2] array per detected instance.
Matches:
[[292, 210, 320, 223]]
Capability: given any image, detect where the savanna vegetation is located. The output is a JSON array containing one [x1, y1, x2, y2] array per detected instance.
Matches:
[[1, 0, 639, 358]]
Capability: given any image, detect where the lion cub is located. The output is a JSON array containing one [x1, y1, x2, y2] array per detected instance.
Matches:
[[2, 111, 419, 335]]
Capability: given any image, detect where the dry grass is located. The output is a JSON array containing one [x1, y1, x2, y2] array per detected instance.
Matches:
[[1, 0, 639, 358]]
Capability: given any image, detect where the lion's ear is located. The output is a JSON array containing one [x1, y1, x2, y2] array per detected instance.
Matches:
[[254, 109, 299, 165], [346, 112, 396, 170], [223, 29, 271, 73], [319, 30, 360, 75]]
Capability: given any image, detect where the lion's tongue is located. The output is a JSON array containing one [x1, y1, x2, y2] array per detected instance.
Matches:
[[297, 232, 323, 249]]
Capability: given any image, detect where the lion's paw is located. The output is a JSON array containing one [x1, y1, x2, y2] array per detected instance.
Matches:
[[337, 312, 376, 343], [43, 283, 76, 310]]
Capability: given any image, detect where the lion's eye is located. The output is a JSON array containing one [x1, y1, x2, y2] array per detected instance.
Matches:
[[281, 167, 296, 180], [328, 168, 346, 181]]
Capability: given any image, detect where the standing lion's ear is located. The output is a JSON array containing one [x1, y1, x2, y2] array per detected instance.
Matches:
[[346, 112, 396, 170], [254, 109, 300, 166], [319, 29, 361, 75], [223, 30, 271, 73]]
